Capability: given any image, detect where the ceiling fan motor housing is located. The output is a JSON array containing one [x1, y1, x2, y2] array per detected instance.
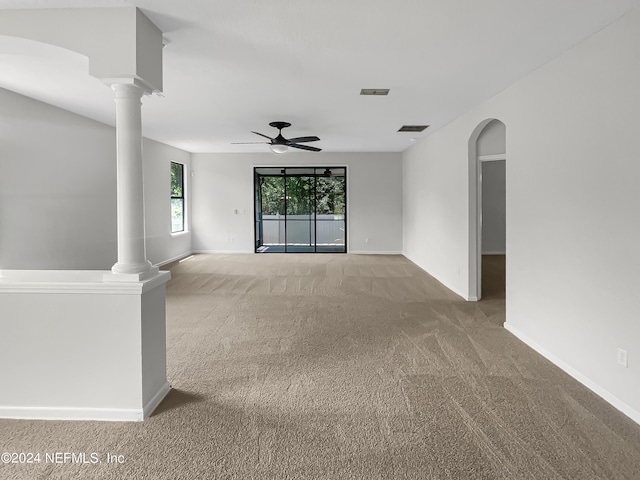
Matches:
[[273, 134, 288, 145]]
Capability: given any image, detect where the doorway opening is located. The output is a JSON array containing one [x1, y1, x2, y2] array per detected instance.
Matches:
[[254, 167, 347, 253], [468, 119, 506, 301], [480, 159, 506, 300]]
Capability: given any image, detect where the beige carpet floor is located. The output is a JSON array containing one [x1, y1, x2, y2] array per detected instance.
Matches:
[[2, 253, 639, 479]]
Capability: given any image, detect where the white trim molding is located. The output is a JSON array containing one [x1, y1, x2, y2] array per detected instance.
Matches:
[[349, 251, 403, 255], [0, 380, 170, 421], [0, 270, 170, 294], [478, 153, 506, 162], [143, 382, 171, 419], [505, 322, 640, 426], [0, 406, 146, 422], [192, 249, 254, 255], [156, 251, 195, 267]]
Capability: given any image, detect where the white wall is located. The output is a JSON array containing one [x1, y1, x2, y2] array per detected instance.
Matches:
[[403, 7, 640, 422], [481, 160, 506, 254], [0, 87, 117, 269], [0, 87, 191, 270], [403, 125, 470, 296], [191, 152, 403, 254], [142, 138, 192, 266]]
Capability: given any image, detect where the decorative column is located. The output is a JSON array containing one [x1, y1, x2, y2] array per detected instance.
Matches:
[[110, 81, 156, 278]]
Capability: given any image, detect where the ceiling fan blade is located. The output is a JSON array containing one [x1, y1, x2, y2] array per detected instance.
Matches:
[[289, 143, 322, 152], [251, 131, 274, 141], [231, 141, 269, 144], [287, 136, 320, 143]]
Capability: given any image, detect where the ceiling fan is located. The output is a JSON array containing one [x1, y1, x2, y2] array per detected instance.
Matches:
[[233, 121, 322, 153]]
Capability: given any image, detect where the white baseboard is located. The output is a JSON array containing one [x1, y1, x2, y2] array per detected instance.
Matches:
[[0, 405, 145, 422], [504, 322, 640, 426], [192, 249, 253, 254], [192, 250, 404, 255], [156, 252, 194, 267], [349, 251, 403, 255], [482, 251, 506, 255], [0, 383, 171, 422], [143, 382, 171, 419]]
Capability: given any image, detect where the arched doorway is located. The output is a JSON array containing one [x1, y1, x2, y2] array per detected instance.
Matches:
[[468, 119, 506, 301]]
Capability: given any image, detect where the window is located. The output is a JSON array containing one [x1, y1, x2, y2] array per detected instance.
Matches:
[[171, 162, 185, 233]]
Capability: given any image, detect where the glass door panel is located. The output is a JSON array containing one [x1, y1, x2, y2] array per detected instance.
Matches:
[[261, 176, 285, 252], [285, 175, 315, 252], [315, 170, 346, 253], [255, 171, 263, 250]]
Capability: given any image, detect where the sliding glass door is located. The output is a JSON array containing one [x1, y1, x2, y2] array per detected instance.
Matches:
[[285, 172, 315, 252], [254, 167, 346, 253]]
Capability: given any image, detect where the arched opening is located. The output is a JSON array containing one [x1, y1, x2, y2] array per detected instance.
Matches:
[[468, 119, 506, 301]]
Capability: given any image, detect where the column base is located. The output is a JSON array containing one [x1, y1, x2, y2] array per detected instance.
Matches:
[[109, 261, 158, 282]]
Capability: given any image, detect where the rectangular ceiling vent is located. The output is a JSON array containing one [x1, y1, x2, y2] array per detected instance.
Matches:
[[398, 125, 429, 132], [360, 88, 390, 96]]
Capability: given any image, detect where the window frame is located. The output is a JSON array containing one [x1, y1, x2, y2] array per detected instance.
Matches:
[[170, 161, 186, 234]]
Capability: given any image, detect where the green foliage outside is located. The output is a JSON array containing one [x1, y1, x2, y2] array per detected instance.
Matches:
[[260, 176, 285, 215], [171, 162, 184, 232], [171, 162, 183, 197], [260, 175, 345, 216], [316, 176, 345, 215]]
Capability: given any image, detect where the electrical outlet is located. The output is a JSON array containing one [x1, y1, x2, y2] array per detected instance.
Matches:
[[365, 237, 369, 244], [617, 348, 628, 368]]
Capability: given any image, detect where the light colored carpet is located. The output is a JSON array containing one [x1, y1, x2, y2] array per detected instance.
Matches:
[[1, 253, 639, 479]]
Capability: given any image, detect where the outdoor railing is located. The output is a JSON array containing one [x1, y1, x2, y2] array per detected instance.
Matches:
[[261, 214, 345, 245]]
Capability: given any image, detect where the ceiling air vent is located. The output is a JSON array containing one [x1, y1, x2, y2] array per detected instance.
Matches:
[[398, 125, 429, 132], [360, 88, 390, 96]]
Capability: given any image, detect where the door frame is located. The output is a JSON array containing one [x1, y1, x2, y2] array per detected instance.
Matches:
[[468, 119, 506, 301], [253, 166, 348, 253]]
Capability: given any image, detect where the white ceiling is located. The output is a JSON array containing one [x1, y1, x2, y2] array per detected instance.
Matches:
[[1, 0, 639, 153]]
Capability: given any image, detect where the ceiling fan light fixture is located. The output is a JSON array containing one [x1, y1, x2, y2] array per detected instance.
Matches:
[[270, 144, 289, 154]]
